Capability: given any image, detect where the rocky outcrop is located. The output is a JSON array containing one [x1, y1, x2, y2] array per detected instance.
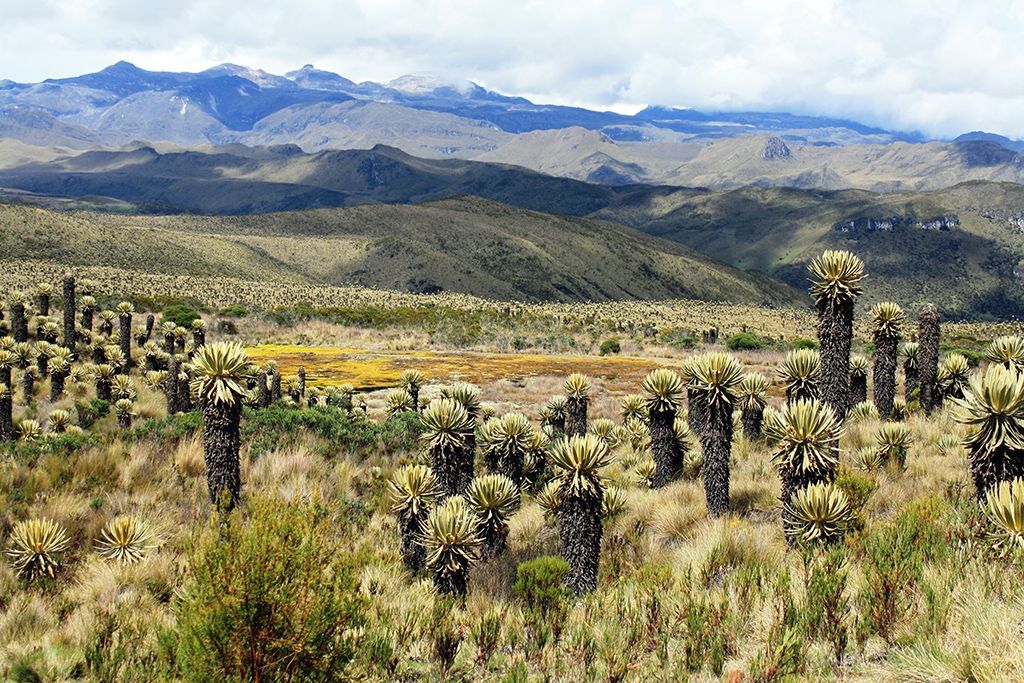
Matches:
[[919, 214, 960, 231], [761, 136, 791, 160], [833, 216, 900, 233], [834, 213, 959, 233], [980, 209, 1024, 232]]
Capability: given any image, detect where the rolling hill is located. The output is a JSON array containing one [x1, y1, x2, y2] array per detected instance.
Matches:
[[595, 181, 1024, 318], [476, 129, 1024, 191], [5, 143, 1024, 318], [0, 196, 799, 305], [0, 144, 624, 214]]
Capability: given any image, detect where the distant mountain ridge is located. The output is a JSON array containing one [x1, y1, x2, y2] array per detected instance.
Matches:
[[3, 61, 1023, 193], [0, 60, 926, 146]]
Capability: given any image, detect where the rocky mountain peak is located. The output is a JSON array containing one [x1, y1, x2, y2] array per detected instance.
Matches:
[[761, 136, 791, 160]]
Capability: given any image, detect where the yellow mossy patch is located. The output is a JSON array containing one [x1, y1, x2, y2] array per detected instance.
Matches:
[[245, 344, 678, 390]]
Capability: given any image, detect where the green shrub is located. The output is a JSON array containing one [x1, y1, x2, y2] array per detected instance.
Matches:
[[8, 432, 97, 461], [161, 304, 201, 329], [834, 468, 878, 535], [793, 337, 818, 350], [514, 556, 570, 618], [677, 575, 732, 674], [514, 556, 571, 653], [428, 599, 463, 677], [242, 405, 422, 459], [76, 398, 110, 429], [750, 570, 804, 681], [726, 332, 766, 351], [174, 495, 367, 682], [856, 514, 927, 646], [218, 304, 248, 317], [130, 412, 202, 443], [599, 338, 621, 356], [659, 328, 698, 350], [900, 496, 949, 563], [803, 547, 850, 667], [940, 345, 985, 366]]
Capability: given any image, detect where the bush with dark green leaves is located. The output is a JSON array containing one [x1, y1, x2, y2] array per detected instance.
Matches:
[[855, 505, 946, 646], [174, 495, 368, 682], [4, 431, 98, 465], [803, 546, 851, 666], [129, 412, 203, 443], [660, 328, 698, 350], [793, 338, 819, 350], [834, 468, 879, 535], [218, 304, 249, 317], [599, 338, 621, 356], [161, 304, 201, 329], [75, 398, 110, 429], [726, 332, 768, 351]]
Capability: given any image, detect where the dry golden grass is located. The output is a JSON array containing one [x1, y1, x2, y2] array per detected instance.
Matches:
[[1, 302, 1023, 681], [246, 343, 685, 391]]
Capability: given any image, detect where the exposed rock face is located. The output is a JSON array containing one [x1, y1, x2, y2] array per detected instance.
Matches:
[[834, 216, 900, 232], [980, 209, 1024, 231], [833, 214, 959, 233], [761, 136, 791, 160], [919, 214, 960, 231]]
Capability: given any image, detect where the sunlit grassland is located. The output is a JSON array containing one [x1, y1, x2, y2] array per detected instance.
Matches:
[[1, 261, 1020, 352], [245, 343, 683, 391]]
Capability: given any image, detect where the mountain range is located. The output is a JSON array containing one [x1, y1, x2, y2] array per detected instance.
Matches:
[[3, 61, 1024, 193], [4, 62, 1024, 319]]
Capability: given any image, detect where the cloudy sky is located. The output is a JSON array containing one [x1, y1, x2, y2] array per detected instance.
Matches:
[[4, 0, 1023, 138]]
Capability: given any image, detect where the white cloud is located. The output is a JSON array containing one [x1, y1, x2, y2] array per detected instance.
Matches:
[[2, 0, 1023, 137]]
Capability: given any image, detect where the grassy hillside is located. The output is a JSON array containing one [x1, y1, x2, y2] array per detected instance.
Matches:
[[0, 144, 621, 215], [476, 130, 1024, 190], [0, 196, 798, 305], [595, 181, 1024, 318], [6, 143, 1024, 317]]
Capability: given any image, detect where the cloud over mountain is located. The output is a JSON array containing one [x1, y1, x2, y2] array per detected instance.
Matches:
[[4, 1, 1024, 139]]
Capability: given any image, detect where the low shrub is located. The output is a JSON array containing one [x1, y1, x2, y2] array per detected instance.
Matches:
[[4, 432, 98, 466], [599, 338, 621, 356], [856, 514, 929, 645], [802, 547, 850, 667], [514, 556, 570, 619], [75, 399, 110, 429], [130, 412, 202, 443], [174, 495, 368, 681], [161, 304, 201, 329], [659, 328, 698, 350], [678, 577, 732, 674], [218, 304, 248, 317], [834, 467, 878, 535], [726, 332, 767, 351], [242, 405, 422, 459]]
